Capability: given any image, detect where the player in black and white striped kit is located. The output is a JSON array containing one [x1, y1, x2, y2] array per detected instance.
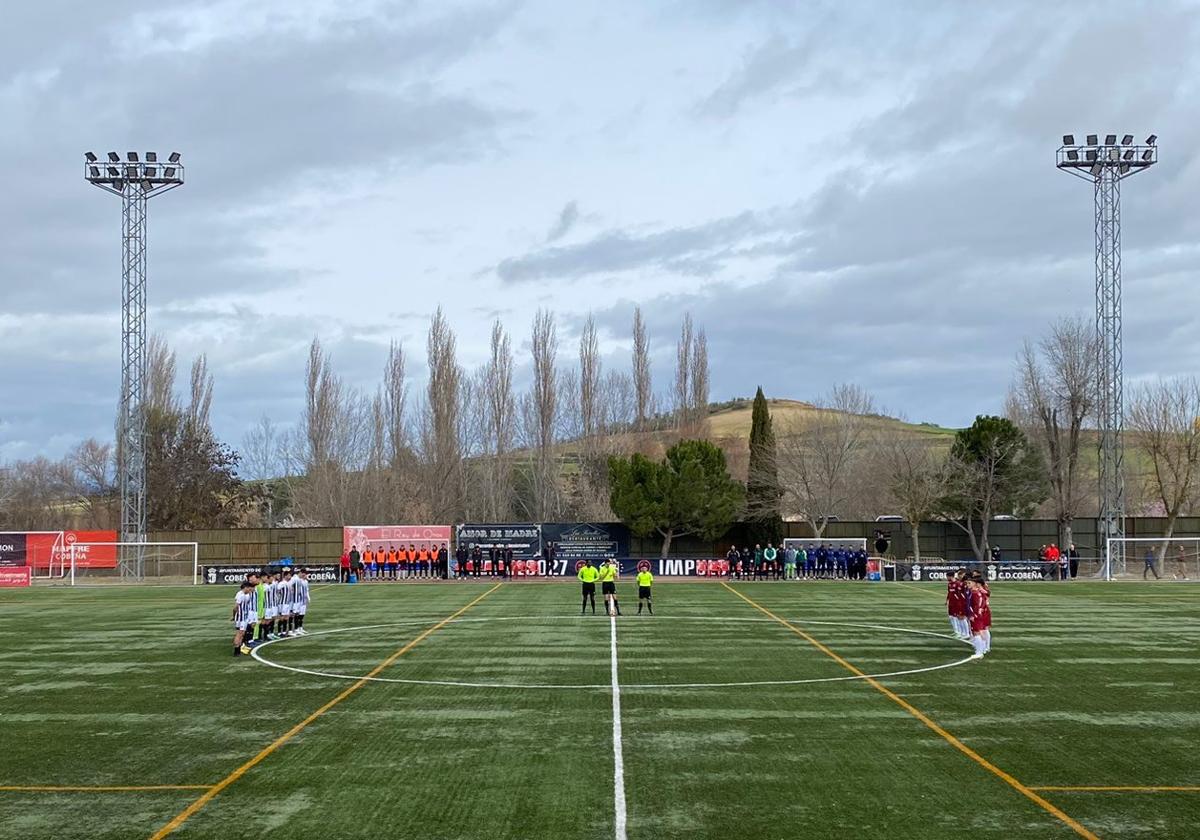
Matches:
[[262, 571, 282, 640], [292, 569, 311, 636], [232, 580, 256, 657], [276, 568, 296, 637]]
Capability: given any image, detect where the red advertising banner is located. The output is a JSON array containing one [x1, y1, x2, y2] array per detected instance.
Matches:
[[0, 566, 31, 587], [343, 526, 451, 554], [23, 531, 119, 569]]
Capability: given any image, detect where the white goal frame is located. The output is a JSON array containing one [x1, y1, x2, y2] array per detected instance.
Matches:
[[65, 541, 200, 585], [1106, 536, 1200, 582]]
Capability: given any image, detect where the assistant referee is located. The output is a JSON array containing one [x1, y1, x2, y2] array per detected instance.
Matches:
[[578, 561, 598, 615], [636, 567, 653, 615]]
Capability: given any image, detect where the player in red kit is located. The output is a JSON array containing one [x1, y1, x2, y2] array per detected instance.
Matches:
[[966, 573, 991, 659], [946, 569, 969, 639]]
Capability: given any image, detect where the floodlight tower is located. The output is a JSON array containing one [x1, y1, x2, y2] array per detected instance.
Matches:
[[84, 152, 184, 565], [1056, 134, 1157, 579]]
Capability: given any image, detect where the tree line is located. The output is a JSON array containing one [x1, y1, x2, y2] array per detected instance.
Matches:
[[2, 313, 1199, 565]]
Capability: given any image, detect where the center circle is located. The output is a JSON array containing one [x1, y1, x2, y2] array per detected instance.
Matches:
[[251, 615, 975, 690]]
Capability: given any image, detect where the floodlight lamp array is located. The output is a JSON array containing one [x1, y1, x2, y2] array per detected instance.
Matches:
[[1055, 134, 1157, 179], [84, 152, 184, 194]]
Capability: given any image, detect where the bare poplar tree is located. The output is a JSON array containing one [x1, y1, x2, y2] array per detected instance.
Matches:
[[479, 321, 515, 519], [579, 314, 601, 439], [302, 338, 338, 470], [383, 340, 408, 466], [674, 313, 694, 433], [186, 354, 214, 435], [241, 415, 282, 481], [146, 335, 178, 420], [689, 327, 709, 435], [1127, 377, 1200, 560], [425, 307, 464, 521], [530, 308, 560, 519], [632, 306, 652, 431], [1008, 315, 1096, 548]]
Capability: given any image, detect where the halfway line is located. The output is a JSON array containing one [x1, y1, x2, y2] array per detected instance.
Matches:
[[148, 583, 502, 840], [720, 583, 1099, 840], [609, 612, 628, 840]]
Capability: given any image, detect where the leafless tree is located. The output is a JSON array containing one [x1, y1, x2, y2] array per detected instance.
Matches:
[[241, 415, 283, 481], [146, 335, 178, 420], [529, 308, 560, 519], [882, 435, 947, 563], [424, 307, 464, 522], [580, 314, 601, 439], [689, 327, 710, 436], [186, 354, 214, 435], [674, 313, 694, 433], [1127, 377, 1200, 561], [382, 340, 408, 467], [479, 320, 516, 520], [632, 306, 651, 432], [770, 384, 877, 537], [302, 338, 338, 470], [1008, 315, 1096, 548]]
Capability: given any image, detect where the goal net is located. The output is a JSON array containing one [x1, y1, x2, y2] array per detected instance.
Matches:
[[55, 541, 200, 586], [1106, 536, 1200, 582]]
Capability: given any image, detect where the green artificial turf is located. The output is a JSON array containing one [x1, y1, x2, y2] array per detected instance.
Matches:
[[0, 580, 1196, 839]]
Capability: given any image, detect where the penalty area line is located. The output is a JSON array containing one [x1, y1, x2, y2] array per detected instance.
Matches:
[[720, 582, 1100, 840], [147, 583, 502, 840]]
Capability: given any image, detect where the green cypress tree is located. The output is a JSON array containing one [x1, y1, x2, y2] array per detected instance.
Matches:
[[746, 386, 782, 544]]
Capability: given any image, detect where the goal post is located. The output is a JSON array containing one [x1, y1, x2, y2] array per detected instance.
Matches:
[[1106, 536, 1200, 582], [62, 541, 200, 585]]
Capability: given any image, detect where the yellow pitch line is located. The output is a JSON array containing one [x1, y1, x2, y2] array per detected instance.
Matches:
[[720, 583, 1099, 840], [0, 785, 210, 793], [1032, 785, 1200, 793], [148, 583, 502, 840]]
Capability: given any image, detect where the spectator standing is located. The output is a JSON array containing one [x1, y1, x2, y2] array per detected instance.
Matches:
[[1067, 543, 1079, 579], [1175, 544, 1189, 580], [726, 545, 740, 580], [783, 545, 797, 580], [339, 549, 351, 583]]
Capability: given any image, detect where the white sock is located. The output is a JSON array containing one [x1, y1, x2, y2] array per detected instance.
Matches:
[[982, 630, 991, 652], [972, 636, 984, 655], [949, 616, 958, 635]]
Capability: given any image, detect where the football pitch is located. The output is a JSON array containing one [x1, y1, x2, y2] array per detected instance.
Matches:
[[0, 581, 1197, 840]]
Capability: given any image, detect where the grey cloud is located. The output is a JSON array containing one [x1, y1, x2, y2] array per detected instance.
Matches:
[[546, 200, 580, 242], [497, 211, 766, 283]]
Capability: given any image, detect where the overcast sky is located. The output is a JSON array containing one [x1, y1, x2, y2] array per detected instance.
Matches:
[[3, 0, 1200, 461]]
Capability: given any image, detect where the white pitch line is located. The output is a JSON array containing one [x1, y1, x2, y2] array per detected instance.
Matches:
[[250, 617, 976, 690], [609, 612, 628, 840]]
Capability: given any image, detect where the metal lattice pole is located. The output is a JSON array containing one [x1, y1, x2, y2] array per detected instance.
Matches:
[[1095, 166, 1124, 579], [85, 152, 184, 578], [1057, 134, 1156, 580]]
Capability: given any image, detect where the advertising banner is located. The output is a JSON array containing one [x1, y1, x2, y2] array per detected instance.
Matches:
[[343, 526, 451, 554], [0, 566, 31, 587], [541, 523, 630, 564], [0, 531, 118, 569], [895, 560, 1054, 582], [201, 564, 341, 585], [455, 524, 542, 561], [0, 534, 27, 567]]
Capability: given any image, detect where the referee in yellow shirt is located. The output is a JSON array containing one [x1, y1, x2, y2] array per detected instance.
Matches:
[[578, 561, 599, 615], [636, 566, 654, 615], [598, 559, 622, 616]]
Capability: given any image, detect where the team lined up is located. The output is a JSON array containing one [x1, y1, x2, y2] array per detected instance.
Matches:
[[946, 569, 992, 660], [724, 544, 872, 580], [231, 568, 313, 657]]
